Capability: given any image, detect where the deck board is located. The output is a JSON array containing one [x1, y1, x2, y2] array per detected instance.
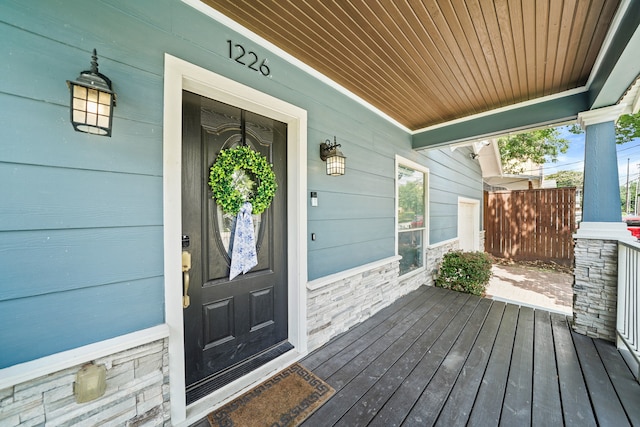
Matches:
[[318, 287, 453, 389], [303, 285, 432, 371], [572, 330, 631, 426], [466, 303, 519, 427], [593, 339, 640, 426], [300, 285, 640, 427], [332, 290, 462, 426], [307, 290, 468, 425], [305, 288, 458, 425], [500, 305, 534, 426], [434, 301, 506, 426], [551, 313, 596, 426], [532, 310, 563, 426]]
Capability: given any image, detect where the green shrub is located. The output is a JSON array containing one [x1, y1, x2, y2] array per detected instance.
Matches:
[[435, 251, 493, 296]]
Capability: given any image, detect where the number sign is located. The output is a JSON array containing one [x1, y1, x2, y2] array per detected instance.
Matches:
[[227, 40, 271, 77]]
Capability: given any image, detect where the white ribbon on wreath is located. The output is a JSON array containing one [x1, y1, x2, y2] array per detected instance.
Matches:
[[229, 170, 258, 280]]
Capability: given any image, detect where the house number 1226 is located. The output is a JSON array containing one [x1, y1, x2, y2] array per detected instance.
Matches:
[[227, 40, 271, 77]]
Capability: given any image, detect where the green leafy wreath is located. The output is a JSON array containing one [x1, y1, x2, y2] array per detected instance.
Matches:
[[209, 145, 277, 215]]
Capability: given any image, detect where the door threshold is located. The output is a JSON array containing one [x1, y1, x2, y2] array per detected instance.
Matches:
[[186, 341, 294, 405]]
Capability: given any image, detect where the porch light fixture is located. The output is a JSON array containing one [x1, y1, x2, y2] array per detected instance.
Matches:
[[320, 136, 346, 176], [67, 49, 116, 136]]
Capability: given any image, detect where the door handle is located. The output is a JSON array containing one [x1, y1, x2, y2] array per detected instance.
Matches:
[[182, 251, 192, 309]]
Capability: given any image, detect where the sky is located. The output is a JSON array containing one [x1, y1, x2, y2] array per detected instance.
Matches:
[[543, 125, 640, 188]]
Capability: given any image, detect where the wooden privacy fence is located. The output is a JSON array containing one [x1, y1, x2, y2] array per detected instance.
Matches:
[[484, 188, 576, 266]]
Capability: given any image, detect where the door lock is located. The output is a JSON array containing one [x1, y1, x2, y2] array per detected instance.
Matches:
[[182, 251, 192, 309]]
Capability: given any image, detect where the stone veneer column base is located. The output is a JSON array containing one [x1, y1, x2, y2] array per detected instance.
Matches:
[[0, 338, 170, 426], [573, 238, 618, 341], [572, 222, 633, 342]]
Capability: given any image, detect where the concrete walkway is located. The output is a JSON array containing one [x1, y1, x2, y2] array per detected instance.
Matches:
[[485, 262, 573, 315]]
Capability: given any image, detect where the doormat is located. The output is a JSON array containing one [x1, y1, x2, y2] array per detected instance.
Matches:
[[207, 363, 334, 427]]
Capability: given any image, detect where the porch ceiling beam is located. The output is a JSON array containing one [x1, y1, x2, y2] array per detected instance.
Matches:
[[411, 92, 589, 150]]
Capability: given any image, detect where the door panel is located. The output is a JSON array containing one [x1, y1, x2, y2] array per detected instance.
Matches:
[[203, 299, 234, 349], [250, 287, 275, 331], [182, 91, 288, 403]]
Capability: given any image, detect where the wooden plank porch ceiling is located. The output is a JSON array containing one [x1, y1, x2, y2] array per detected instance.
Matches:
[[297, 285, 640, 426], [201, 0, 620, 130]]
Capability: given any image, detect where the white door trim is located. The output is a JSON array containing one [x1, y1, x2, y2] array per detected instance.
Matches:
[[163, 53, 308, 425]]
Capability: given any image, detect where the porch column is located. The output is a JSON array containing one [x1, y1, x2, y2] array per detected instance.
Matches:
[[573, 105, 632, 341]]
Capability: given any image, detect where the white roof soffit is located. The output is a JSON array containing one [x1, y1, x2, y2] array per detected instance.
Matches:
[[619, 75, 640, 115]]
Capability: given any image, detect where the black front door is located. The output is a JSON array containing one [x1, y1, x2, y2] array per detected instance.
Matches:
[[181, 91, 289, 404]]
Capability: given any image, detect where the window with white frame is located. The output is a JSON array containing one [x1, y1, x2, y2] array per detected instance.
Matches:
[[397, 159, 428, 276]]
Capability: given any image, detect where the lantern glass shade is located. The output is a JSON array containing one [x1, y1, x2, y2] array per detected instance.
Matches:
[[67, 49, 115, 136], [320, 138, 346, 176], [326, 150, 346, 176], [69, 81, 114, 136]]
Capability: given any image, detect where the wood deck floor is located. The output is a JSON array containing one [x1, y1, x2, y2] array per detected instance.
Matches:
[[299, 285, 640, 427]]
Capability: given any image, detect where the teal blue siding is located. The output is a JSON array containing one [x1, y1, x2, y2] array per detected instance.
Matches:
[[309, 238, 396, 277], [0, 0, 482, 367], [0, 164, 162, 231], [425, 147, 484, 244], [0, 227, 163, 301], [0, 277, 163, 368]]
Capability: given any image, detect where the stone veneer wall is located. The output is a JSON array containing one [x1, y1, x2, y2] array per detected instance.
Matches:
[[573, 238, 618, 341], [307, 238, 461, 352], [307, 258, 403, 351], [0, 339, 170, 426]]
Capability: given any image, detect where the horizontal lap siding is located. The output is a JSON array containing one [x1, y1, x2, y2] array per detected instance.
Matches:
[[0, 164, 162, 231], [0, 278, 164, 368], [0, 227, 164, 301], [427, 147, 483, 244]]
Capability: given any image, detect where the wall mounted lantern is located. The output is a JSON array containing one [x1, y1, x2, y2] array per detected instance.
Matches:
[[320, 136, 346, 176], [67, 49, 116, 136]]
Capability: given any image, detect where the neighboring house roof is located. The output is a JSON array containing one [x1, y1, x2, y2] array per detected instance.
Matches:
[[470, 139, 547, 191]]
